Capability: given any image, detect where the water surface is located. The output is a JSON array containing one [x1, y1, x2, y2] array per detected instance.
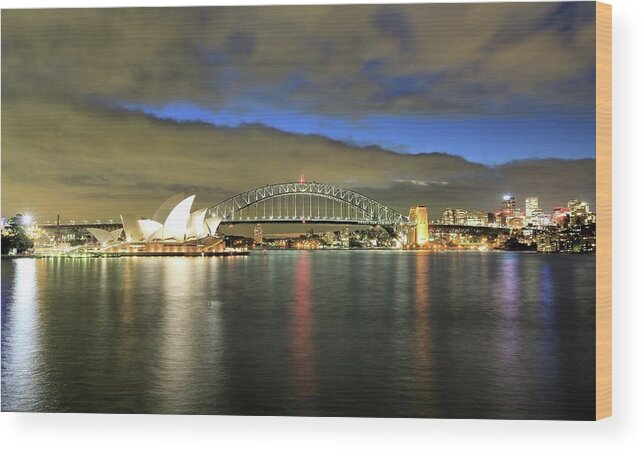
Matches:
[[1, 251, 596, 419]]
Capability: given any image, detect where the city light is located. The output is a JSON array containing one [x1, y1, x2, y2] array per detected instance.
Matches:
[[3, 186, 596, 256]]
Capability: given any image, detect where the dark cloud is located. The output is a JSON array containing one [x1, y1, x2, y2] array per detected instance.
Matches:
[[372, 7, 413, 53], [225, 31, 256, 57], [1, 3, 596, 116], [1, 4, 595, 221], [2, 102, 595, 221]]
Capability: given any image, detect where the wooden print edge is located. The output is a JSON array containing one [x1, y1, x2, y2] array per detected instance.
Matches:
[[596, 1, 612, 421]]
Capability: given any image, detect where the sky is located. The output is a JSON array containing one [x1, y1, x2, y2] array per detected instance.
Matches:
[[1, 3, 597, 221]]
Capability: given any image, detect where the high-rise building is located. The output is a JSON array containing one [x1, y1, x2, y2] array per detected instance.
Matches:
[[442, 208, 455, 225], [454, 209, 467, 225], [442, 208, 467, 225], [567, 199, 592, 225], [253, 223, 263, 245], [567, 199, 581, 213], [574, 201, 590, 215], [502, 195, 516, 215], [525, 197, 539, 218], [408, 205, 429, 246], [572, 203, 590, 225]]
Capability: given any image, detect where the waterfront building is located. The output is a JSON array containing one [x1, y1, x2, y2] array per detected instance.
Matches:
[[50, 193, 229, 255], [253, 223, 263, 245], [341, 226, 350, 248], [87, 227, 124, 246], [118, 194, 221, 243]]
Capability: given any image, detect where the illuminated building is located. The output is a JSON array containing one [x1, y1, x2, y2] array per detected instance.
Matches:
[[580, 202, 590, 213], [87, 227, 124, 245], [440, 208, 466, 225], [454, 209, 467, 225], [341, 226, 350, 248], [441, 207, 468, 226], [552, 207, 571, 227], [408, 205, 429, 246], [466, 217, 484, 227], [82, 194, 229, 255], [502, 195, 515, 215], [567, 199, 581, 212], [253, 223, 263, 245], [525, 197, 539, 219], [442, 208, 455, 225], [465, 211, 486, 226], [571, 200, 589, 216], [507, 217, 524, 229], [117, 194, 221, 243], [564, 199, 592, 226]]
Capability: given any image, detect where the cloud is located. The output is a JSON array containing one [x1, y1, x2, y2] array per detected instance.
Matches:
[[1, 4, 596, 222], [1, 3, 596, 117], [1, 102, 595, 221]]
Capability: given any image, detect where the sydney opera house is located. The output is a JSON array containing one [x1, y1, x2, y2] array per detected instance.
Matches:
[[86, 194, 231, 256]]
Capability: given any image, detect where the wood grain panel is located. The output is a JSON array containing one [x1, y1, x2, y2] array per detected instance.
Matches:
[[596, 1, 612, 421]]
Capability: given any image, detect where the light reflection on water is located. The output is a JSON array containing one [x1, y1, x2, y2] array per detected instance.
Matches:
[[290, 252, 316, 407], [1, 252, 596, 419], [1, 259, 44, 411]]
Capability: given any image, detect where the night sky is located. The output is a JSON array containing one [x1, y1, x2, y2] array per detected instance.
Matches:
[[1, 3, 596, 221]]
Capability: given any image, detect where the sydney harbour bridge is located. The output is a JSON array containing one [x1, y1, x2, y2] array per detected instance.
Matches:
[[204, 181, 503, 238], [207, 181, 409, 229]]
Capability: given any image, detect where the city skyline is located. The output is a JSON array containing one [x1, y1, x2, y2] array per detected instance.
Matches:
[[2, 3, 596, 220], [2, 186, 594, 227]]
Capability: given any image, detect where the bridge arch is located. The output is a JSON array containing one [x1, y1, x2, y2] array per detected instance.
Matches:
[[206, 182, 409, 228]]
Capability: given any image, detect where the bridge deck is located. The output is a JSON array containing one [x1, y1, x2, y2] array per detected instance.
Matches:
[[221, 218, 383, 225]]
